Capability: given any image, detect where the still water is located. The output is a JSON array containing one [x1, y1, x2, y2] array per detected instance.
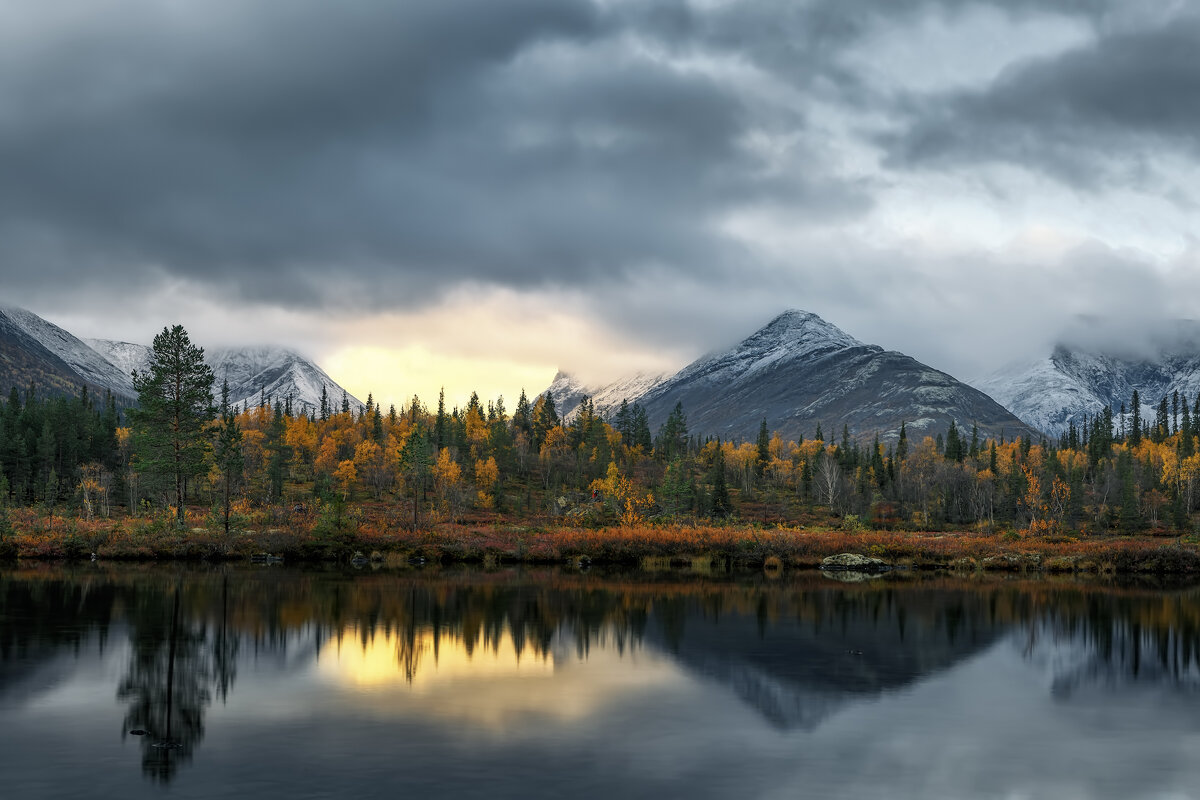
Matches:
[[3, 565, 1200, 799]]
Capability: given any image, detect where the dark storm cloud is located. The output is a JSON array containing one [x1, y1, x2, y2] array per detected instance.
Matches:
[[882, 11, 1200, 188], [0, 0, 1187, 327], [0, 0, 877, 310]]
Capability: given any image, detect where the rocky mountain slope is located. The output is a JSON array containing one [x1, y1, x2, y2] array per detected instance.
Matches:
[[0, 309, 107, 401], [2, 306, 138, 401], [542, 369, 668, 422], [0, 307, 361, 414], [974, 330, 1200, 437], [544, 310, 1041, 443]]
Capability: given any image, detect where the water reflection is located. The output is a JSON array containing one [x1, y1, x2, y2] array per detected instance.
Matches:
[[3, 566, 1200, 797], [115, 577, 239, 782]]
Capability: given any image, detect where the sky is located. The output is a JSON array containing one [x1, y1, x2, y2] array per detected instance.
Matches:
[[3, 0, 1200, 409]]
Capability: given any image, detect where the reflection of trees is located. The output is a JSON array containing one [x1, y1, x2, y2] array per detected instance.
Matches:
[[118, 586, 209, 782], [116, 576, 239, 783], [9, 568, 1200, 745], [1021, 588, 1200, 697]]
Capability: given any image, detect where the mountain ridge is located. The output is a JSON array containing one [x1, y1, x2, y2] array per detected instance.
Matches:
[[543, 309, 1042, 443], [974, 335, 1200, 437], [0, 307, 362, 415]]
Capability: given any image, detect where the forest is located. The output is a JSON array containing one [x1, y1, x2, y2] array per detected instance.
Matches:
[[2, 325, 1200, 549]]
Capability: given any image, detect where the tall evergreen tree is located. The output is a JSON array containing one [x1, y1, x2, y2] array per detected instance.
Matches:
[[756, 418, 770, 478], [1130, 390, 1142, 447], [656, 402, 688, 461], [130, 325, 215, 525], [710, 447, 732, 518], [213, 380, 243, 535], [435, 389, 448, 451], [631, 404, 652, 452]]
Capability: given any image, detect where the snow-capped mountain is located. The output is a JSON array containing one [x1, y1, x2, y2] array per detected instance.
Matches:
[[543, 369, 669, 422], [0, 307, 362, 415], [543, 310, 1040, 443], [85, 339, 151, 385], [975, 333, 1200, 437], [1, 306, 138, 400], [87, 338, 365, 416], [0, 309, 105, 401], [205, 346, 363, 416]]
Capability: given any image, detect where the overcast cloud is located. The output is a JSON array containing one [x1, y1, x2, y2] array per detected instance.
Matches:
[[1, 0, 1198, 400]]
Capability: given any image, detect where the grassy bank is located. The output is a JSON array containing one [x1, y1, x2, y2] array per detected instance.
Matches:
[[4, 506, 1200, 574]]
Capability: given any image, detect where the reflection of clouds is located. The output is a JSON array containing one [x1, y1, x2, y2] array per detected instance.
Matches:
[[316, 624, 677, 731]]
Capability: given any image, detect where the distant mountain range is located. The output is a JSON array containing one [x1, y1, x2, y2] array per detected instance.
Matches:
[[974, 325, 1200, 437], [543, 310, 1041, 443], [0, 306, 363, 415], [11, 301, 1200, 442]]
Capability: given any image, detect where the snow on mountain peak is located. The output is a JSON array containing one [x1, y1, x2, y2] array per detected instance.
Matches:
[[0, 308, 137, 398]]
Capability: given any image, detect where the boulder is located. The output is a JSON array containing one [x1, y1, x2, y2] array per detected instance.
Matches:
[[820, 553, 889, 572]]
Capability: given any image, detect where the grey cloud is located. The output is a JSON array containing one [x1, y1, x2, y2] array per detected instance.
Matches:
[[0, 0, 876, 312], [882, 12, 1200, 189]]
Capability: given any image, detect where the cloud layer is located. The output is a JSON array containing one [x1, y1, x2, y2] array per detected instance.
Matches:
[[2, 0, 1198, 396]]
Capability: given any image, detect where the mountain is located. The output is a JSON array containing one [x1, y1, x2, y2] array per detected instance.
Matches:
[[0, 306, 362, 416], [88, 338, 364, 416], [1, 306, 138, 401], [544, 310, 1041, 443], [0, 309, 105, 401], [975, 330, 1200, 437], [205, 346, 364, 416], [84, 339, 152, 386], [543, 369, 669, 422]]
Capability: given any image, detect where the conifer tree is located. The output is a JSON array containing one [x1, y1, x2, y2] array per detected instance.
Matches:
[[130, 325, 214, 525], [710, 447, 732, 518], [1130, 391, 1142, 447], [214, 379, 243, 534], [656, 402, 688, 461], [756, 418, 770, 478], [435, 388, 448, 451]]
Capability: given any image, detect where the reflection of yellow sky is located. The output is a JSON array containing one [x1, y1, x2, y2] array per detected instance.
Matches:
[[318, 625, 679, 730], [325, 626, 554, 688]]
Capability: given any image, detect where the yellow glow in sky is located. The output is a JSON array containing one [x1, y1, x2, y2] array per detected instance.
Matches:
[[324, 344, 556, 412], [325, 626, 554, 689]]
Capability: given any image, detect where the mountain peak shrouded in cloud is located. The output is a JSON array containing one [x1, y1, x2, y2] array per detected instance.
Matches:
[[975, 318, 1200, 437], [1, 1, 1197, 402]]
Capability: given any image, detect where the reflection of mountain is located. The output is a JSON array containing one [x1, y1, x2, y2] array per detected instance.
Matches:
[[7, 568, 1200, 770], [645, 588, 1004, 729]]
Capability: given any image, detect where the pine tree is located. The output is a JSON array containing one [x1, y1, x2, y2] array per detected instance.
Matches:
[[755, 418, 770, 478], [656, 402, 688, 461], [319, 385, 329, 421], [631, 404, 652, 451], [435, 388, 448, 451], [213, 379, 243, 534], [1130, 391, 1142, 447], [400, 425, 431, 529], [710, 447, 732, 518], [130, 325, 215, 526]]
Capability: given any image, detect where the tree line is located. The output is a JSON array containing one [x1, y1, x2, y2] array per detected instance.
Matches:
[[3, 325, 1200, 535]]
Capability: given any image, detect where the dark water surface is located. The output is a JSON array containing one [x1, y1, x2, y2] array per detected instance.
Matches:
[[3, 565, 1200, 799]]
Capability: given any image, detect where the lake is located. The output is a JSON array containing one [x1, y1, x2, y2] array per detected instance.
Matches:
[[2, 564, 1200, 799]]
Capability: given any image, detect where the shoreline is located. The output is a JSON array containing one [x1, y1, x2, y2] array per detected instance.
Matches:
[[4, 518, 1200, 575]]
